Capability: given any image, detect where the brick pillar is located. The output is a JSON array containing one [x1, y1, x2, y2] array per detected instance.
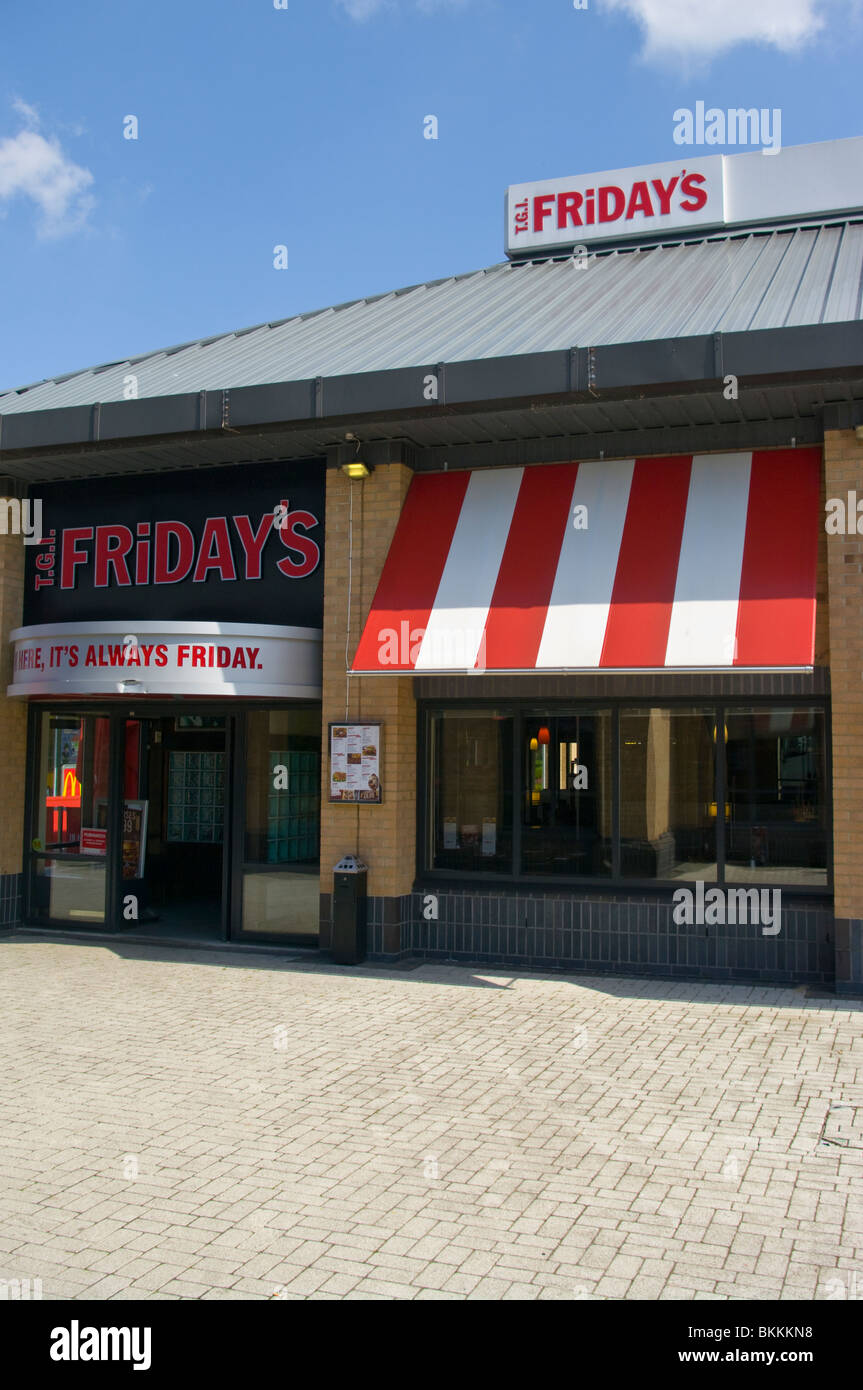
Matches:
[[319, 461, 416, 955], [0, 526, 27, 926], [824, 429, 863, 991]]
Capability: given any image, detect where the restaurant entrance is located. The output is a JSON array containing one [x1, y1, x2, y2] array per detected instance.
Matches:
[[27, 707, 232, 940], [135, 714, 229, 937], [25, 703, 323, 944]]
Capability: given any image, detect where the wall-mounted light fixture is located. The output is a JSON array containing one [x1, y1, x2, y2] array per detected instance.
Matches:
[[342, 432, 374, 479]]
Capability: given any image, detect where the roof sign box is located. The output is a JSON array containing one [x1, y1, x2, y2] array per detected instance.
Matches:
[[505, 136, 863, 256], [507, 156, 723, 254]]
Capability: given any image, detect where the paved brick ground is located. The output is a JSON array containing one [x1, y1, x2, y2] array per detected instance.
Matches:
[[1, 935, 862, 1301]]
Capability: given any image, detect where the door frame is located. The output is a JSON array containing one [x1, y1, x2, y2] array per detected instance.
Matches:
[[134, 710, 235, 942], [23, 699, 242, 935], [227, 706, 322, 947]]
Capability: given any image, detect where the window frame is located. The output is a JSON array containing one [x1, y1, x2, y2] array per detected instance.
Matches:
[[230, 702, 322, 946], [416, 697, 833, 896]]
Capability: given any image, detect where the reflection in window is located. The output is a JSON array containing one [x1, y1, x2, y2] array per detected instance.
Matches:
[[430, 712, 513, 872], [31, 711, 110, 922], [521, 714, 612, 876], [423, 702, 830, 889], [34, 712, 110, 856], [725, 708, 827, 885], [620, 708, 717, 880], [242, 707, 322, 940], [244, 708, 321, 866]]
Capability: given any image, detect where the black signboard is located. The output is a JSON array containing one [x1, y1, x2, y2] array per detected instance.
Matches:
[[24, 459, 324, 627]]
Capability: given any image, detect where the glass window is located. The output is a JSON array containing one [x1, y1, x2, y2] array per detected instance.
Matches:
[[521, 713, 612, 876], [429, 711, 513, 872], [242, 872, 321, 938], [620, 707, 717, 880], [32, 857, 108, 924], [31, 712, 110, 922], [423, 701, 830, 890], [244, 708, 320, 865], [724, 707, 827, 886], [241, 707, 321, 938]]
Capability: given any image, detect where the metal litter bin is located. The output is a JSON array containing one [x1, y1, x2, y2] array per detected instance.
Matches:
[[331, 855, 368, 964]]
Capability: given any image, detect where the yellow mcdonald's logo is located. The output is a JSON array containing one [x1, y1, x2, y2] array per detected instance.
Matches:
[[62, 769, 81, 798]]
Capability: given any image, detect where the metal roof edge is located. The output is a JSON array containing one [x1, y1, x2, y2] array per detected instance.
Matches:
[[1, 320, 862, 458], [0, 262, 511, 405]]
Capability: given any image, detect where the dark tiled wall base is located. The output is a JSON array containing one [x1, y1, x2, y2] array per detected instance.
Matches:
[[0, 874, 23, 929], [397, 889, 835, 986], [319, 886, 837, 986], [834, 919, 863, 993]]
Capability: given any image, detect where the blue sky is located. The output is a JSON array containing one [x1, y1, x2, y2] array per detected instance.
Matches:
[[0, 0, 859, 392]]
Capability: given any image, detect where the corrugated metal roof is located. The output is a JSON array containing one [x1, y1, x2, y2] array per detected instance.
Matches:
[[3, 221, 862, 416]]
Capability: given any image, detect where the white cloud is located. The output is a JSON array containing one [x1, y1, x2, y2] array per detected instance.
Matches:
[[0, 125, 94, 238], [11, 97, 41, 129], [602, 0, 832, 61]]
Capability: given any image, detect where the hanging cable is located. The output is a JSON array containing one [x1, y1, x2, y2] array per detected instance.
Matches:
[[344, 476, 353, 720]]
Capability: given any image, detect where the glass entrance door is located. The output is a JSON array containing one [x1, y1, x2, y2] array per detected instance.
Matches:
[[132, 715, 228, 938], [30, 711, 111, 924], [26, 707, 231, 938], [236, 708, 321, 942], [26, 704, 324, 942]]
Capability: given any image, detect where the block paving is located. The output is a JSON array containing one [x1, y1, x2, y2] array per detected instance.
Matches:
[[1, 936, 862, 1301]]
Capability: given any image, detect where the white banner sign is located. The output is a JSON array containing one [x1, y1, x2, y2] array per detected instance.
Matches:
[[8, 620, 322, 699]]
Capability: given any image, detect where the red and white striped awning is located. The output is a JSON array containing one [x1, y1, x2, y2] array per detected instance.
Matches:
[[352, 447, 821, 673]]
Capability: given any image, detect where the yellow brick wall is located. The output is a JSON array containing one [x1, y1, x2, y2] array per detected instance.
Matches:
[[814, 459, 830, 667], [318, 446, 836, 908], [319, 462, 416, 899], [824, 429, 863, 922], [0, 531, 27, 877]]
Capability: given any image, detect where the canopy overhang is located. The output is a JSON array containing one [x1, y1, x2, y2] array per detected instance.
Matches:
[[352, 447, 821, 675]]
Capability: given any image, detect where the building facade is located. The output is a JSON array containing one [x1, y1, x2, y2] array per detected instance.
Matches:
[[1, 137, 862, 990]]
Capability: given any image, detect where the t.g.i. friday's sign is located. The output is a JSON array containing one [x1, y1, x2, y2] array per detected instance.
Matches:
[[22, 459, 324, 630], [13, 460, 325, 699], [505, 136, 863, 256]]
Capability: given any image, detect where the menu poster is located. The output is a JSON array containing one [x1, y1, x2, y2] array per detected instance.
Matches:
[[329, 722, 382, 803], [121, 800, 148, 879]]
